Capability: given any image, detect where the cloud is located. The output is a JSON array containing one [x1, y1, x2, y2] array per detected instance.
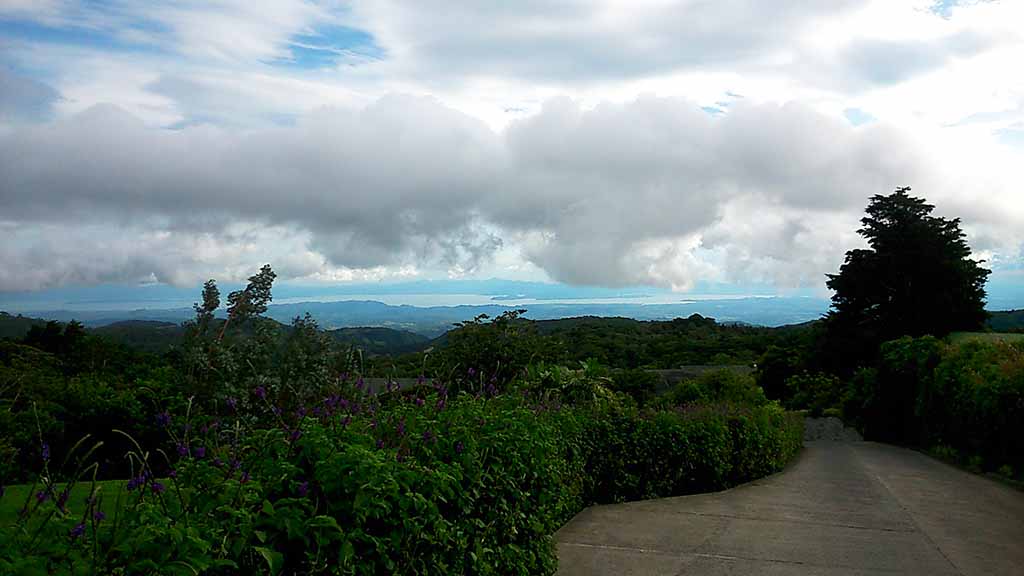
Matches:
[[3, 94, 1019, 292], [838, 30, 992, 86], [344, 0, 862, 84], [0, 1, 343, 63], [0, 68, 61, 122]]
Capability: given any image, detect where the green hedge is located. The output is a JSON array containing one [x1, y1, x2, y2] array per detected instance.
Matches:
[[846, 337, 1024, 477], [1, 390, 803, 575]]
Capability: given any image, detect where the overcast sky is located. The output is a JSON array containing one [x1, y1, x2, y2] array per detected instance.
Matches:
[[1, 0, 1022, 300]]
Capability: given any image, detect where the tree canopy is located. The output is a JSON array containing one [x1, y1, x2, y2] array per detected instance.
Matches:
[[824, 187, 989, 365]]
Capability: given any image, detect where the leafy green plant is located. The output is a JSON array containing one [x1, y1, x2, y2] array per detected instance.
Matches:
[[2, 373, 803, 574], [784, 372, 843, 417]]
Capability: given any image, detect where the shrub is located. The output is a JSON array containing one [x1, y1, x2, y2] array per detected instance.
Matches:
[[1, 383, 803, 574], [660, 369, 767, 409], [609, 369, 661, 406], [783, 372, 843, 416], [928, 340, 1024, 474], [845, 337, 1024, 475]]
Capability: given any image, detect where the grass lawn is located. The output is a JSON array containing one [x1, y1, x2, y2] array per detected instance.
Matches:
[[0, 479, 127, 524], [949, 332, 1024, 344]]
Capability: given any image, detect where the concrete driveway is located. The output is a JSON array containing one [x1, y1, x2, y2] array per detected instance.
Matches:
[[556, 442, 1024, 575]]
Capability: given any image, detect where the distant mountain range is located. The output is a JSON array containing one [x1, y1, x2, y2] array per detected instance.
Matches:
[[8, 296, 832, 337]]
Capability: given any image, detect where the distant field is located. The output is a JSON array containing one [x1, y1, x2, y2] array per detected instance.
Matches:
[[949, 332, 1024, 344]]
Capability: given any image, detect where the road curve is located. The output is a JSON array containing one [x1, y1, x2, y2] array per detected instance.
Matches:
[[556, 441, 1024, 575]]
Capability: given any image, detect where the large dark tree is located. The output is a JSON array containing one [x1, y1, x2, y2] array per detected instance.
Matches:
[[823, 187, 989, 368]]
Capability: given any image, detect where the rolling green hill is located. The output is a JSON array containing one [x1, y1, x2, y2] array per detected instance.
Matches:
[[987, 309, 1024, 332], [90, 320, 187, 354], [530, 314, 816, 368], [0, 312, 48, 340], [326, 326, 431, 355]]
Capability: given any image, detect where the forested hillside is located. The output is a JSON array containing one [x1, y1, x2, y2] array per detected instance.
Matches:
[[988, 309, 1024, 332], [326, 326, 431, 355], [0, 312, 46, 339]]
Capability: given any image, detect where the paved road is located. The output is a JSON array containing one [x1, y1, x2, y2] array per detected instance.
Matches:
[[556, 442, 1024, 575]]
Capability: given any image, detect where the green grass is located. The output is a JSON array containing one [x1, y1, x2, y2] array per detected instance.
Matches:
[[948, 332, 1024, 344], [0, 479, 126, 524]]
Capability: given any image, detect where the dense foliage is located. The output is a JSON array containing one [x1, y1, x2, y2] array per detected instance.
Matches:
[[842, 337, 1024, 476], [1, 371, 801, 575], [0, 268, 804, 574]]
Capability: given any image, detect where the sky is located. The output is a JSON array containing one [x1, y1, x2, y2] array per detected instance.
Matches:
[[1, 0, 1023, 307]]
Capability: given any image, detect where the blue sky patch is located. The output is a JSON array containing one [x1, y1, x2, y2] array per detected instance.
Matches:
[[274, 25, 382, 69], [843, 108, 875, 126], [996, 125, 1024, 148], [929, 0, 996, 19], [0, 17, 166, 56]]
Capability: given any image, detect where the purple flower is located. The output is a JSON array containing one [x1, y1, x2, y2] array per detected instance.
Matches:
[[355, 377, 364, 390], [36, 490, 48, 503], [129, 472, 149, 491], [212, 457, 223, 468], [289, 429, 302, 442], [272, 406, 282, 416], [169, 469, 178, 478], [193, 446, 206, 459], [376, 439, 385, 450], [156, 411, 171, 428], [226, 397, 238, 411], [93, 510, 106, 522], [177, 443, 188, 457], [417, 375, 425, 385], [467, 367, 476, 377], [415, 397, 424, 407], [41, 443, 50, 462], [254, 386, 266, 400], [422, 430, 434, 443], [435, 398, 447, 411], [240, 471, 250, 484], [455, 441, 464, 454], [69, 522, 86, 539], [296, 407, 307, 418], [297, 481, 309, 497], [150, 482, 165, 494]]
